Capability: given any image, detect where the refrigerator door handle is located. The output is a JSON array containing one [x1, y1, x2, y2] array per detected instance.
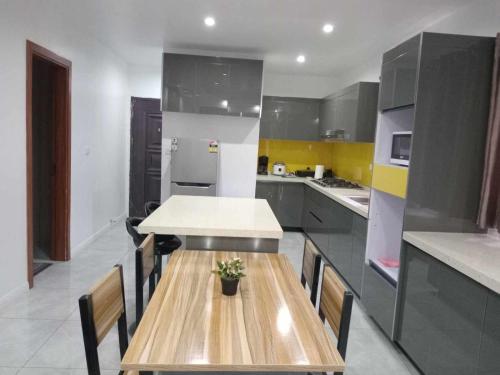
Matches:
[[173, 182, 212, 188]]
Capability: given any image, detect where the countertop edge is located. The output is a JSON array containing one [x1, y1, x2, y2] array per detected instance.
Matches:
[[256, 175, 369, 218], [403, 231, 500, 295]]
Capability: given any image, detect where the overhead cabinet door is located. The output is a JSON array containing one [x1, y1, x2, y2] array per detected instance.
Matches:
[[379, 35, 420, 111], [260, 96, 320, 141], [162, 54, 263, 118], [320, 82, 378, 142]]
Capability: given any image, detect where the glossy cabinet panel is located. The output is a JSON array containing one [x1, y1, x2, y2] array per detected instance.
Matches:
[[398, 243, 489, 375], [255, 182, 279, 215], [278, 183, 304, 228], [361, 263, 397, 337], [302, 186, 367, 295], [255, 181, 303, 228], [404, 34, 494, 233], [162, 54, 198, 113], [162, 53, 263, 118], [478, 292, 500, 375], [350, 215, 367, 294], [320, 82, 378, 142], [327, 202, 354, 282], [260, 96, 320, 141], [379, 34, 420, 111]]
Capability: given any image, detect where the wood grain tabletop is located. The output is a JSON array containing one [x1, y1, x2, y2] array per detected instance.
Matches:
[[121, 250, 345, 372]]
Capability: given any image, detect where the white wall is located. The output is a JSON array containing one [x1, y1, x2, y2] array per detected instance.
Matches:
[[263, 72, 338, 98], [0, 2, 129, 298], [128, 64, 162, 99], [330, 0, 500, 91], [161, 112, 259, 200]]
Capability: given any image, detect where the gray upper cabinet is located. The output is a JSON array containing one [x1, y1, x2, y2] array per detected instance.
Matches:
[[319, 82, 379, 142], [403, 33, 494, 233], [379, 35, 420, 111], [162, 53, 263, 118], [260, 96, 321, 141]]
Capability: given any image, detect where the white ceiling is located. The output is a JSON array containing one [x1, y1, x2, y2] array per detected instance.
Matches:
[[59, 0, 473, 76]]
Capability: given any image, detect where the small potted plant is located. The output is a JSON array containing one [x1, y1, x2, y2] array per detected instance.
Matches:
[[212, 257, 246, 296]]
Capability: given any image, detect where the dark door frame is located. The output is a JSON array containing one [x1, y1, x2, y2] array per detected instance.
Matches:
[[26, 40, 72, 287]]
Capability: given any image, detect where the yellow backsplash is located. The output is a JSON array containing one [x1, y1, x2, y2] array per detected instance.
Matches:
[[259, 139, 333, 173], [331, 142, 374, 186], [258, 139, 374, 186]]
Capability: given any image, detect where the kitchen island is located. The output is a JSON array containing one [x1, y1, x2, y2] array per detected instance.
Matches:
[[138, 195, 283, 252]]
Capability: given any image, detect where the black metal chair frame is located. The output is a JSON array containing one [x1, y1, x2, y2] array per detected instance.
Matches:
[[78, 264, 128, 375], [135, 244, 156, 326]]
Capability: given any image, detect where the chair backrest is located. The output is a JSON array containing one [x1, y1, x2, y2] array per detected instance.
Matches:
[[136, 233, 156, 324], [319, 265, 353, 360], [144, 201, 160, 216], [79, 265, 128, 375], [301, 239, 322, 305], [125, 216, 145, 248]]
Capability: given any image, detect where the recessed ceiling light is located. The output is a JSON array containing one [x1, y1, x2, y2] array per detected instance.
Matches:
[[204, 16, 216, 27], [296, 55, 306, 63], [323, 23, 334, 33]]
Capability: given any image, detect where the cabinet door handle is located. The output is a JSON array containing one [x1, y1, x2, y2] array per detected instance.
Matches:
[[310, 211, 323, 224]]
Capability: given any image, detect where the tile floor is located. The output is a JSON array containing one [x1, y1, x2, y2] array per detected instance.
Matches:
[[0, 221, 418, 375]]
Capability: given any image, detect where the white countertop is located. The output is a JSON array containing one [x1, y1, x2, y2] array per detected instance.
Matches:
[[256, 174, 370, 218], [256, 174, 308, 183], [138, 195, 283, 239], [403, 231, 500, 294]]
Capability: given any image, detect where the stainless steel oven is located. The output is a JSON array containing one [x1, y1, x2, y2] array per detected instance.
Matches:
[[390, 131, 411, 166]]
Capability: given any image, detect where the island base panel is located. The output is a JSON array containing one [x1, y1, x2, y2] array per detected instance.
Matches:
[[186, 236, 279, 252]]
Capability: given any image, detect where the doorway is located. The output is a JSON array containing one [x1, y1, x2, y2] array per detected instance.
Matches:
[[26, 41, 71, 287], [129, 97, 162, 217]]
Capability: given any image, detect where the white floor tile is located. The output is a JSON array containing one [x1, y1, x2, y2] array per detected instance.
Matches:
[[0, 318, 63, 367], [6, 223, 417, 375]]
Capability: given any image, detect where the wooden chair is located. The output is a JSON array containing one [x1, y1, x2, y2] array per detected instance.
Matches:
[[135, 233, 156, 327], [301, 239, 322, 306], [318, 265, 354, 372], [79, 264, 135, 375]]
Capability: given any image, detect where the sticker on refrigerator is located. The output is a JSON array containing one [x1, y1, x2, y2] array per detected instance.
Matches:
[[208, 141, 219, 153]]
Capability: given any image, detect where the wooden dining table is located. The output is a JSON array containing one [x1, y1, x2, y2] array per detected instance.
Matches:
[[121, 250, 345, 373]]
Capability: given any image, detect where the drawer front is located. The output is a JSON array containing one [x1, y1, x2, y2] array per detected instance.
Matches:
[[361, 263, 397, 337]]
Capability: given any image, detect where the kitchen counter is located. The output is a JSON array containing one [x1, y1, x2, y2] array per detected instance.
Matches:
[[256, 174, 308, 183], [257, 174, 370, 218], [140, 195, 283, 238], [403, 231, 500, 294], [139, 195, 283, 252]]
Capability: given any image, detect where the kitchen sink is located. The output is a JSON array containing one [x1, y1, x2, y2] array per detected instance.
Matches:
[[347, 196, 370, 205]]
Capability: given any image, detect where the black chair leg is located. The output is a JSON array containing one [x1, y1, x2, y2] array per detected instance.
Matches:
[[156, 253, 162, 284]]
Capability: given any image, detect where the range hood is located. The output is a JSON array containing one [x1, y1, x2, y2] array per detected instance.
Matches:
[[321, 129, 350, 142]]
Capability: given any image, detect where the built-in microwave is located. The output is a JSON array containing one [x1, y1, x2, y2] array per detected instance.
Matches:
[[390, 131, 412, 166]]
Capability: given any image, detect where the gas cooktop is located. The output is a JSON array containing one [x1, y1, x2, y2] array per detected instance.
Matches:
[[312, 177, 363, 189]]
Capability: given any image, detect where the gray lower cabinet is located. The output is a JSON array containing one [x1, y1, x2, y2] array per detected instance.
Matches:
[[350, 215, 367, 294], [303, 186, 367, 296], [326, 201, 354, 284], [397, 242, 499, 375], [361, 263, 397, 337], [479, 292, 500, 375], [255, 181, 303, 228], [260, 96, 321, 141]]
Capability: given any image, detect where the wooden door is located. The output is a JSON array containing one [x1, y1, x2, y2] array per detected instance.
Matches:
[[27, 41, 72, 286], [129, 97, 162, 217]]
